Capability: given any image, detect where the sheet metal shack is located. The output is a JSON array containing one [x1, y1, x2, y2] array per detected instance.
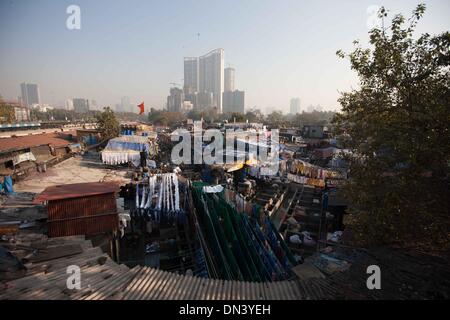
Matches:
[[33, 182, 119, 237]]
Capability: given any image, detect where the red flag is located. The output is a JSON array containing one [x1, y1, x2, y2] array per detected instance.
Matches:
[[137, 102, 144, 115]]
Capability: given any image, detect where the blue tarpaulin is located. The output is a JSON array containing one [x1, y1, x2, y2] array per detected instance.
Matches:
[[4, 176, 14, 194], [105, 136, 150, 153]]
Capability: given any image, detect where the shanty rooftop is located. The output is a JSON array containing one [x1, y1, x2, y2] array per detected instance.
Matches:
[[0, 131, 76, 153], [33, 182, 119, 203], [12, 156, 129, 194]]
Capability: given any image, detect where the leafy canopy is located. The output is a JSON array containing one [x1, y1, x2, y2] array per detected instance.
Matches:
[[97, 107, 120, 139], [333, 4, 450, 247]]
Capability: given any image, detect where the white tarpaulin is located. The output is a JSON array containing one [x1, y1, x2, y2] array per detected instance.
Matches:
[[13, 152, 36, 165]]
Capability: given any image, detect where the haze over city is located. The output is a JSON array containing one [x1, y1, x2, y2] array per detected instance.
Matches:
[[1, 0, 449, 113]]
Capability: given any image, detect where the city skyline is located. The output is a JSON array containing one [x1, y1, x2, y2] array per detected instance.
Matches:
[[1, 0, 449, 113]]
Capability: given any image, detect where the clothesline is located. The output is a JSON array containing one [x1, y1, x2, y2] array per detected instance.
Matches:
[[134, 173, 183, 224], [101, 150, 141, 166]]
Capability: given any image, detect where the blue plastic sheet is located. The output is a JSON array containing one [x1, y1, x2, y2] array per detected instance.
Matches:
[[106, 138, 149, 153], [4, 176, 14, 194]]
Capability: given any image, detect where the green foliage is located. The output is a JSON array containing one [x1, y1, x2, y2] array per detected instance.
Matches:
[[96, 107, 120, 139], [261, 110, 335, 128], [245, 108, 264, 123], [228, 112, 246, 122], [292, 111, 336, 128], [266, 110, 286, 127], [333, 4, 450, 247], [0, 103, 15, 124], [148, 108, 184, 126]]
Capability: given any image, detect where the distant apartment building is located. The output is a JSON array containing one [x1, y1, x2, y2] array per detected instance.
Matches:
[[20, 83, 40, 107], [121, 96, 131, 113], [193, 91, 215, 111], [198, 48, 224, 112], [290, 98, 301, 114], [73, 98, 90, 113], [182, 101, 193, 113], [0, 101, 31, 123], [31, 103, 53, 113], [167, 87, 184, 112], [65, 99, 74, 110], [90, 99, 98, 110], [223, 90, 245, 114], [14, 106, 31, 122], [182, 49, 225, 112], [224, 67, 235, 92], [183, 57, 199, 96]]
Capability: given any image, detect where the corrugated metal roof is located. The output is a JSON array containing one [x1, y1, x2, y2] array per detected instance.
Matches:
[[0, 235, 304, 300], [0, 131, 76, 153], [33, 182, 119, 203], [3, 235, 448, 300]]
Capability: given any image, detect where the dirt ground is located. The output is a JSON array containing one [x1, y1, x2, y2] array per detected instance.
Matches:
[[14, 155, 131, 193]]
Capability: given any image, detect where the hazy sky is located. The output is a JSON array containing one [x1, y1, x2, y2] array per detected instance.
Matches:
[[0, 0, 449, 113]]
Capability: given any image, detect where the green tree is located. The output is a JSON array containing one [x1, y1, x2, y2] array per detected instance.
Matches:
[[0, 102, 15, 124], [265, 110, 286, 127], [228, 112, 246, 122], [186, 109, 202, 121], [333, 4, 450, 247], [292, 111, 336, 128], [245, 108, 264, 123], [148, 108, 168, 125], [97, 107, 120, 139], [148, 108, 184, 126]]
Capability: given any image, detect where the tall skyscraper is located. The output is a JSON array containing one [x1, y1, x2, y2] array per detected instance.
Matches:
[[183, 57, 199, 96], [20, 83, 40, 107], [224, 67, 235, 92], [65, 99, 74, 110], [223, 90, 245, 114], [167, 87, 184, 112], [90, 99, 98, 110], [73, 98, 89, 113], [121, 96, 131, 113], [198, 48, 224, 112], [193, 92, 214, 111], [290, 98, 301, 114]]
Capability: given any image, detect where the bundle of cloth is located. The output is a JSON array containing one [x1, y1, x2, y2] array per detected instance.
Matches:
[[101, 135, 150, 166], [135, 173, 183, 224], [101, 150, 141, 166]]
